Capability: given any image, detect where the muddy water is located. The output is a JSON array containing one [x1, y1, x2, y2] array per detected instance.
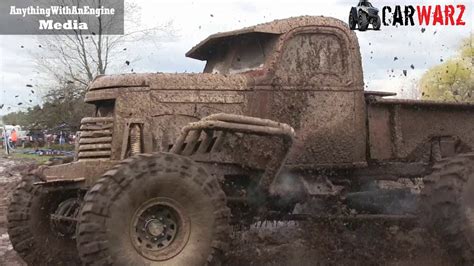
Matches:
[[0, 157, 455, 265]]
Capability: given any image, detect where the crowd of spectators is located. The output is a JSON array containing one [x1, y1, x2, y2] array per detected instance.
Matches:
[[1, 129, 76, 150]]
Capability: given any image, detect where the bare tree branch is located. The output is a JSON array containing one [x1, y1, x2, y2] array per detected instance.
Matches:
[[33, 0, 176, 88]]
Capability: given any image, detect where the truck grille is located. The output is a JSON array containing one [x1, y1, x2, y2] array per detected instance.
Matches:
[[78, 117, 114, 160]]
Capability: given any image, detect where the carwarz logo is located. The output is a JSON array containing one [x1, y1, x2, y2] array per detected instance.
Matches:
[[382, 5, 466, 26], [349, 1, 467, 31]]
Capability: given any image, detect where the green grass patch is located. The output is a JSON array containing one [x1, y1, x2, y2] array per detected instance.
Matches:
[[9, 152, 52, 164], [0, 148, 69, 164], [48, 144, 75, 151]]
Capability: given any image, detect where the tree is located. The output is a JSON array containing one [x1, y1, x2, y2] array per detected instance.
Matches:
[[420, 35, 473, 103], [2, 111, 29, 127], [35, 0, 175, 87], [2, 83, 93, 131]]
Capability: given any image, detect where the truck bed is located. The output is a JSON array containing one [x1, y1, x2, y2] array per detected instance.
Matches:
[[366, 96, 474, 161]]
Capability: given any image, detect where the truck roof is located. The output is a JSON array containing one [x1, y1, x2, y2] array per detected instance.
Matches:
[[86, 16, 355, 95], [186, 16, 350, 60]]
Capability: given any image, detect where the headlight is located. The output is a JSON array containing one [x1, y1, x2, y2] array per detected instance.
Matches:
[[129, 124, 142, 156]]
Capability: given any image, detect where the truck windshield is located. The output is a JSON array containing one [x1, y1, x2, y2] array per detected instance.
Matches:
[[94, 100, 115, 117], [229, 38, 267, 74], [205, 33, 278, 74]]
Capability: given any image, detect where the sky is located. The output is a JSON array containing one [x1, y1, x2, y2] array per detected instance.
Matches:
[[0, 0, 472, 115]]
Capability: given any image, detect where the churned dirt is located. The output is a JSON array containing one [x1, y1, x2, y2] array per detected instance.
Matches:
[[226, 220, 452, 265], [0, 157, 455, 265]]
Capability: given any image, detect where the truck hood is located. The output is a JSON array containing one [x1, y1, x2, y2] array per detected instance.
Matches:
[[88, 73, 252, 91], [85, 73, 253, 102]]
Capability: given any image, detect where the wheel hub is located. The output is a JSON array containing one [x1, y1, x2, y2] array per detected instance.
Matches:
[[146, 219, 165, 237], [130, 197, 190, 261], [50, 197, 81, 238]]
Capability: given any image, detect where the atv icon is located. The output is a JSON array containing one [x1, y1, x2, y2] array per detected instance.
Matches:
[[349, 0, 381, 31]]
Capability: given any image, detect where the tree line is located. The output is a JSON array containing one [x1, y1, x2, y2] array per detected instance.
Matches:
[[2, 84, 93, 131], [420, 35, 473, 102]]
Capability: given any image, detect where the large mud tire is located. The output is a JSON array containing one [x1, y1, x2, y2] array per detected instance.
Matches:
[[372, 15, 381, 30], [348, 7, 357, 30], [7, 174, 81, 265], [76, 153, 231, 265], [358, 12, 369, 31], [421, 153, 474, 264]]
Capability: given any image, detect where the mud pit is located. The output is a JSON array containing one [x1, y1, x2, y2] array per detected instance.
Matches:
[[227, 220, 452, 265], [0, 157, 456, 265]]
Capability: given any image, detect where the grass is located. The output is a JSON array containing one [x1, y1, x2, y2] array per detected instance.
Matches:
[[9, 152, 52, 164], [0, 148, 63, 164]]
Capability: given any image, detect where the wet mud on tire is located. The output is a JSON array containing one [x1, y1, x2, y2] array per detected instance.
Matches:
[[76, 153, 231, 266], [421, 153, 474, 265], [0, 159, 34, 266], [7, 175, 81, 265]]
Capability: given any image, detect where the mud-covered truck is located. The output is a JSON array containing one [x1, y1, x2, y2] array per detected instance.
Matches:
[[7, 16, 474, 265]]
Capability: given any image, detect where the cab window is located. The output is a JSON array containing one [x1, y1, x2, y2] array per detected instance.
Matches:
[[94, 100, 115, 117], [204, 33, 278, 74]]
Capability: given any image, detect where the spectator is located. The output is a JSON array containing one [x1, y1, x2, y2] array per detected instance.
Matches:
[[10, 129, 18, 148], [0, 131, 4, 149], [59, 131, 65, 145]]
